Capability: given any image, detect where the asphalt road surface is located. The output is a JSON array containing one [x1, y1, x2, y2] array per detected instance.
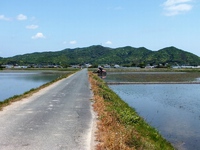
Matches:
[[0, 69, 95, 150]]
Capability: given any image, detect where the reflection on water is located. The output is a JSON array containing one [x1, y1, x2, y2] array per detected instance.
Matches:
[[0, 71, 64, 101], [109, 84, 200, 150]]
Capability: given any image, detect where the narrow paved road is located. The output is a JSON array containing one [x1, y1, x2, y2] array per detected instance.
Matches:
[[0, 69, 94, 150]]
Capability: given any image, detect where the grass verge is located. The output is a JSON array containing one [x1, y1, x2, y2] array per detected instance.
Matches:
[[0, 71, 76, 110], [89, 72, 174, 150]]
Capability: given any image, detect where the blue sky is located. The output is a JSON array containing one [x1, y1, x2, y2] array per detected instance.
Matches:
[[0, 0, 200, 57]]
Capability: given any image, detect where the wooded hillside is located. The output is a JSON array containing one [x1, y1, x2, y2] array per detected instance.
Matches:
[[0, 45, 200, 67]]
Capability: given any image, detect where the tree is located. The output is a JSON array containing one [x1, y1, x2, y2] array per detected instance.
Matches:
[[0, 64, 4, 70], [138, 62, 146, 68]]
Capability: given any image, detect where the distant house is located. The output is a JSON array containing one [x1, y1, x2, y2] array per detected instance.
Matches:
[[172, 66, 181, 69], [181, 66, 195, 69], [114, 64, 120, 68], [71, 65, 81, 68], [172, 65, 200, 69], [14, 66, 28, 69], [3, 65, 14, 68], [145, 64, 154, 69], [85, 63, 92, 68], [104, 64, 111, 68]]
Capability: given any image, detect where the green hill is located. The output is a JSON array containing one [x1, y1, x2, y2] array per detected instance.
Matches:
[[0, 45, 200, 67]]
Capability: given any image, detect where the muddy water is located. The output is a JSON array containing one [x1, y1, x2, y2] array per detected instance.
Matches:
[[109, 84, 200, 150]]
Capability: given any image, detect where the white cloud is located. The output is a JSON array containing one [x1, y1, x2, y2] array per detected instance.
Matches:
[[17, 14, 27, 20], [26, 25, 39, 29], [164, 0, 192, 6], [105, 41, 112, 45], [31, 33, 46, 39], [69, 40, 77, 44], [0, 15, 11, 21], [163, 0, 193, 16]]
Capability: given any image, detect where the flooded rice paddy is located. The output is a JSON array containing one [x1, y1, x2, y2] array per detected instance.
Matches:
[[106, 71, 200, 150], [0, 70, 68, 102]]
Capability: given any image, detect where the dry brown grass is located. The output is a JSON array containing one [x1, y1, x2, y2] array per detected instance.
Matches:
[[89, 72, 138, 150]]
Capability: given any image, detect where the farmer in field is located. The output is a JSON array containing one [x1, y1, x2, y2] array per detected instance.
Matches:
[[99, 66, 103, 73], [98, 66, 106, 78]]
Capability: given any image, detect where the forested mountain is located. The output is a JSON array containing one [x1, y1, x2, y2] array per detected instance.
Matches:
[[0, 45, 200, 67]]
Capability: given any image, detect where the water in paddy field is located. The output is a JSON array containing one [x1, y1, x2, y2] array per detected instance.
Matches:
[[109, 84, 200, 150], [0, 71, 64, 102]]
